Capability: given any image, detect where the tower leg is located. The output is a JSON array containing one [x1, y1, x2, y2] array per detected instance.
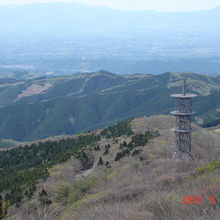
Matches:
[[172, 132, 194, 161], [172, 150, 194, 161]]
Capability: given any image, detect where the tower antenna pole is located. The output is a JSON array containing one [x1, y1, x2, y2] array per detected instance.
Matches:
[[183, 77, 186, 96]]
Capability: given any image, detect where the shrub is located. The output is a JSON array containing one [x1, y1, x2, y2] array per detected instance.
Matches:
[[120, 141, 127, 149], [94, 145, 100, 151], [115, 152, 123, 161], [38, 189, 52, 206], [192, 159, 220, 177], [68, 177, 97, 204], [139, 156, 144, 161], [0, 200, 9, 220], [105, 161, 111, 168], [54, 183, 70, 204], [115, 150, 130, 161], [68, 188, 84, 204], [132, 149, 141, 156]]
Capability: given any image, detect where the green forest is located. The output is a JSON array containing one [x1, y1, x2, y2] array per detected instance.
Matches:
[[0, 71, 219, 142], [0, 120, 136, 207], [0, 133, 100, 206]]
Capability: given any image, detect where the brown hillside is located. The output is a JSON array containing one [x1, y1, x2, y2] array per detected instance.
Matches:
[[6, 115, 220, 220]]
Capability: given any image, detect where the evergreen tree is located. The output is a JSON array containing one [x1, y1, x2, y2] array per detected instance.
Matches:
[[103, 144, 111, 155], [115, 152, 123, 161], [94, 145, 100, 151], [97, 157, 104, 166]]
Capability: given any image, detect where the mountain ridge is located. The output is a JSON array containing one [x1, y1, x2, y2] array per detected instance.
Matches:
[[0, 71, 219, 142]]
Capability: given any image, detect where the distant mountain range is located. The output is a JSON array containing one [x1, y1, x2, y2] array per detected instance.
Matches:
[[0, 70, 219, 142], [0, 3, 220, 36]]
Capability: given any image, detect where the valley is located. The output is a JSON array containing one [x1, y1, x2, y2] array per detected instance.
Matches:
[[1, 3, 220, 75]]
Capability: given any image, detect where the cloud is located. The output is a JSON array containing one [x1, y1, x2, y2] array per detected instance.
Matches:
[[0, 0, 220, 12]]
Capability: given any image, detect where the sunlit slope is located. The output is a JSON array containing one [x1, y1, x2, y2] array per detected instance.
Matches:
[[4, 115, 220, 219]]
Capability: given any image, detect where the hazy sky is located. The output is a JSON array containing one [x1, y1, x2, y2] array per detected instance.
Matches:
[[1, 0, 220, 12]]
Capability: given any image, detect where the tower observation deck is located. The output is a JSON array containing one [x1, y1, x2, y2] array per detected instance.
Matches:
[[170, 78, 197, 161]]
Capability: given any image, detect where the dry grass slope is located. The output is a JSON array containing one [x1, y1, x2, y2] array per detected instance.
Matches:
[[6, 115, 220, 220]]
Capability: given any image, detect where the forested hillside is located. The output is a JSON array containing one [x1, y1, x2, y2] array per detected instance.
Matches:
[[0, 71, 219, 142], [1, 116, 220, 219]]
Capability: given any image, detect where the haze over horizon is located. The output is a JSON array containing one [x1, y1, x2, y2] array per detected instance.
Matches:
[[0, 0, 220, 12], [0, 0, 220, 75]]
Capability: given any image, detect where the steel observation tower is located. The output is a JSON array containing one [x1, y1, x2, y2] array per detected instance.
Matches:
[[170, 78, 197, 161]]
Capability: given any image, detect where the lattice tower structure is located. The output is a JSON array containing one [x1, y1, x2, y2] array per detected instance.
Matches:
[[170, 78, 197, 161]]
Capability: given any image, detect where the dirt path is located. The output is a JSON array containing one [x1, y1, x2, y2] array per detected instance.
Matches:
[[74, 167, 95, 180]]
